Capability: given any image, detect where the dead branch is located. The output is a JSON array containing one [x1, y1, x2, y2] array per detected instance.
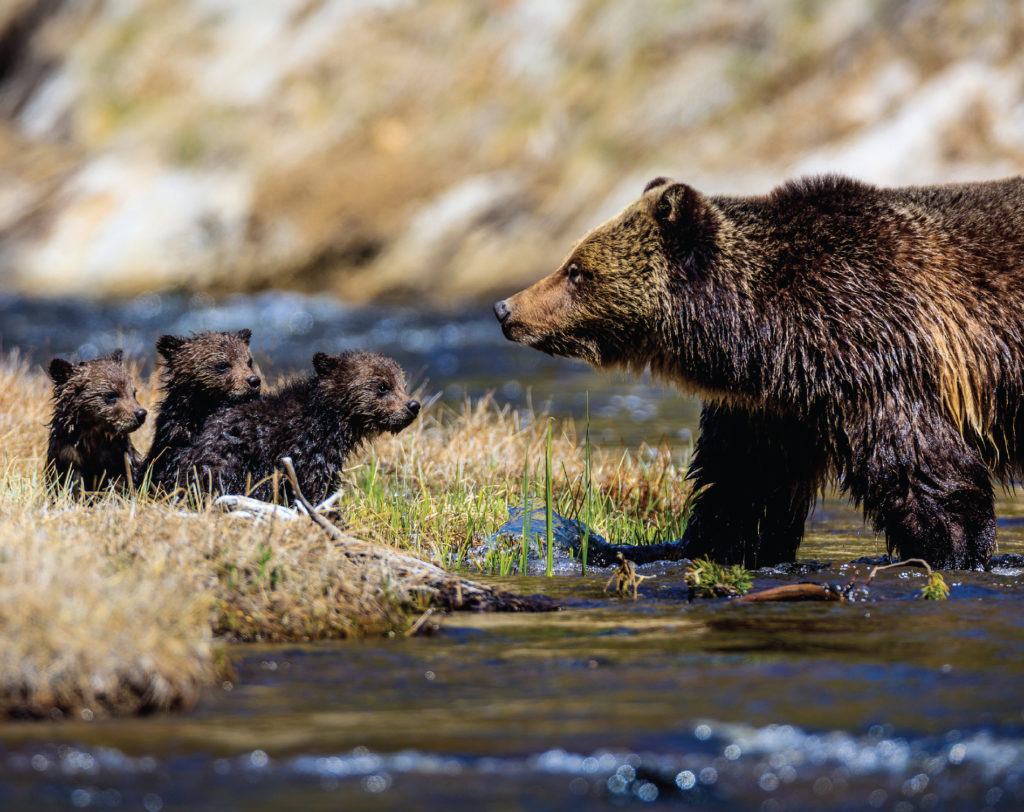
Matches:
[[732, 583, 842, 603]]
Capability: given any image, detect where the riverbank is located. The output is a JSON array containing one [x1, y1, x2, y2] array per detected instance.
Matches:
[[0, 353, 687, 719]]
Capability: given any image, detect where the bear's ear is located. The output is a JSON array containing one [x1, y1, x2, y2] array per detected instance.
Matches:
[[653, 183, 718, 274], [313, 351, 355, 377], [312, 352, 336, 376], [156, 335, 185, 360], [643, 176, 673, 195], [48, 358, 74, 386], [653, 183, 704, 227], [106, 348, 124, 364], [235, 328, 252, 345]]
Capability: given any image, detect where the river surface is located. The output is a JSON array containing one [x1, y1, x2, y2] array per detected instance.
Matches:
[[0, 290, 699, 448], [2, 292, 1024, 811]]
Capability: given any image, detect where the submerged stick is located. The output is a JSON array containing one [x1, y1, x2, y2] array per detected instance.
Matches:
[[278, 457, 558, 613], [732, 583, 841, 603]]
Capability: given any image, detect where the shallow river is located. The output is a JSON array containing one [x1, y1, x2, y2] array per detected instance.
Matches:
[[2, 293, 1024, 811]]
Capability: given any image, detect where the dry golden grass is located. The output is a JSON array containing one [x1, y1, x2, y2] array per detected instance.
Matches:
[[0, 354, 687, 718], [0, 511, 216, 719]]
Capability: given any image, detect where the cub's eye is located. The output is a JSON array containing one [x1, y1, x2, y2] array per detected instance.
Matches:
[[214, 361, 231, 373], [247, 358, 254, 369], [104, 392, 118, 405], [567, 263, 585, 284], [376, 382, 391, 396]]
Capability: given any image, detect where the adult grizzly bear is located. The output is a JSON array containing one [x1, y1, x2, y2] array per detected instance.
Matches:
[[494, 175, 1024, 570]]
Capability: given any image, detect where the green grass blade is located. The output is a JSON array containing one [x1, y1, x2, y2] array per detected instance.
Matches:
[[581, 391, 591, 576], [545, 418, 553, 577]]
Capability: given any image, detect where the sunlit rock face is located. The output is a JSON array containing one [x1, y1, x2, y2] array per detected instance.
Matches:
[[0, 0, 1022, 302]]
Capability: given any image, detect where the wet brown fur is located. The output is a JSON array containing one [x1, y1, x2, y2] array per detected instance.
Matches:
[[173, 351, 420, 503], [45, 350, 147, 497], [143, 330, 261, 492], [497, 175, 1024, 569]]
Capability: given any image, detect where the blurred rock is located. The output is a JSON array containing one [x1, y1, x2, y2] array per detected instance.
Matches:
[[0, 0, 1022, 303]]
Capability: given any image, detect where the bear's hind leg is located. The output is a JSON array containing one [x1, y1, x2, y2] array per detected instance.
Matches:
[[846, 405, 996, 570], [682, 403, 824, 568]]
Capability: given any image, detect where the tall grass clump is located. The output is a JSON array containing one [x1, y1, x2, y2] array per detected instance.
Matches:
[[341, 393, 692, 571]]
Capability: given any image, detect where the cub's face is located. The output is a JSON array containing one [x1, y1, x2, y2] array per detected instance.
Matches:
[[49, 351, 147, 435], [494, 179, 710, 370], [156, 329, 261, 402], [313, 351, 420, 435]]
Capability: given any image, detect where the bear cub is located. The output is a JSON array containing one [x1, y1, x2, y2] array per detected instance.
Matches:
[[143, 329, 261, 492], [46, 349, 147, 497], [175, 350, 419, 503]]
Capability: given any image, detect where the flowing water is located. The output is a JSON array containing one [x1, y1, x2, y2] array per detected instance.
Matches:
[[2, 292, 1024, 811]]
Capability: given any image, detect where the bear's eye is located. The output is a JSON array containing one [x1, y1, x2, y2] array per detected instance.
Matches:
[[247, 358, 254, 369], [214, 361, 231, 373], [104, 391, 118, 405], [376, 382, 391, 396]]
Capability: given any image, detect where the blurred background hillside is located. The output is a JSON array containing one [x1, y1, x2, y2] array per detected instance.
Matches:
[[2, 0, 1023, 305]]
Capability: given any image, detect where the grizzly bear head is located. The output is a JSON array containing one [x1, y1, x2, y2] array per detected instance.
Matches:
[[494, 178, 720, 373]]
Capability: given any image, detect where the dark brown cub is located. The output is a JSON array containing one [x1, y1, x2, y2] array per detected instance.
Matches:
[[142, 329, 261, 492], [175, 351, 419, 503], [45, 349, 147, 497]]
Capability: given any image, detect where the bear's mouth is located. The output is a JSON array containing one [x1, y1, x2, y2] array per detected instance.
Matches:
[[526, 332, 604, 366], [385, 411, 418, 434], [228, 387, 261, 403]]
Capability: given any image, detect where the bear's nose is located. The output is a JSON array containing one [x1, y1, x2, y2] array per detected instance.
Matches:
[[134, 408, 148, 424], [406, 400, 420, 417], [493, 300, 511, 323], [247, 375, 261, 389]]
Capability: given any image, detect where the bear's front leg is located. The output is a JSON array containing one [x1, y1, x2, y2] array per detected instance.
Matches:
[[845, 404, 996, 570], [682, 402, 824, 568]]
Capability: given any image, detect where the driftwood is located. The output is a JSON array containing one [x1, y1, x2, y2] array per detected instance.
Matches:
[[733, 558, 946, 603], [279, 457, 558, 613], [733, 582, 842, 603]]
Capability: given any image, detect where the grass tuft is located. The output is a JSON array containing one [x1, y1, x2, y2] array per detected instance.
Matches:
[[685, 558, 754, 599]]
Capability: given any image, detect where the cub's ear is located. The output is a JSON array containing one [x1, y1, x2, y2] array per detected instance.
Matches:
[[48, 358, 74, 386], [106, 348, 124, 364], [312, 352, 336, 376], [235, 328, 252, 345], [156, 335, 185, 359], [313, 351, 355, 376], [653, 183, 705, 227]]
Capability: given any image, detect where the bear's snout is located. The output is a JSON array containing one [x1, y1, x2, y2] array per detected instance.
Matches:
[[134, 408, 148, 426], [493, 300, 511, 323]]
